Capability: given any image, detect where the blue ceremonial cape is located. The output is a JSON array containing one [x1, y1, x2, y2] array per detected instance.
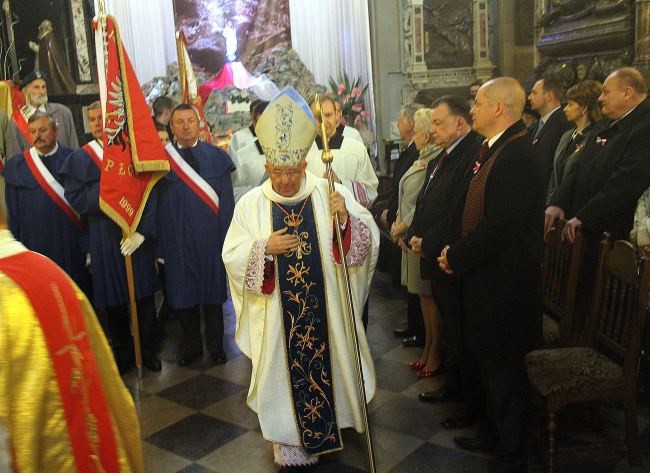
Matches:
[[60, 146, 158, 307], [157, 141, 235, 309], [4, 145, 88, 290]]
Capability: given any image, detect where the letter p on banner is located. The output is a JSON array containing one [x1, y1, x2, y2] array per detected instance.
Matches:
[[94, 14, 170, 235]]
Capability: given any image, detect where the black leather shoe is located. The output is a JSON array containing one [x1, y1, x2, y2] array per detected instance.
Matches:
[[441, 412, 478, 429], [402, 335, 424, 347], [393, 327, 412, 337], [143, 353, 162, 372], [178, 350, 203, 366], [453, 435, 496, 453], [211, 352, 228, 365], [418, 386, 460, 403]]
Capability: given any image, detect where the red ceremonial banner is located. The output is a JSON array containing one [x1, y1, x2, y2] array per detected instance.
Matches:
[[95, 15, 169, 235], [176, 31, 212, 144]]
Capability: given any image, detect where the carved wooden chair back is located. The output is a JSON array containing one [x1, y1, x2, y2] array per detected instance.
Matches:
[[542, 220, 585, 346]]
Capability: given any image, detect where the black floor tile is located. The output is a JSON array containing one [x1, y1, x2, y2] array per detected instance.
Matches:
[[157, 374, 242, 410], [549, 449, 621, 473], [371, 358, 418, 393], [370, 394, 442, 440], [388, 442, 495, 473], [175, 464, 216, 473], [147, 413, 246, 461], [311, 457, 367, 472]]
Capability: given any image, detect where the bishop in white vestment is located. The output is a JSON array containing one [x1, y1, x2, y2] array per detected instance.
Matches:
[[223, 88, 378, 469]]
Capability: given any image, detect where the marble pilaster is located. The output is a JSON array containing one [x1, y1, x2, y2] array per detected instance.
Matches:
[[634, 0, 650, 75], [70, 0, 92, 84]]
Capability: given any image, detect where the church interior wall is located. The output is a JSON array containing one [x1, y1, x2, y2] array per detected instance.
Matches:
[[371, 0, 409, 148]]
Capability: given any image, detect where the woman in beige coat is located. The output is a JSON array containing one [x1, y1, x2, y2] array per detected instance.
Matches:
[[391, 108, 444, 377]]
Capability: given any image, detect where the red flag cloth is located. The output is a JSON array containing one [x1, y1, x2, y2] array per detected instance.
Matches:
[[8, 81, 24, 114], [94, 15, 169, 235], [177, 31, 212, 143], [198, 63, 234, 102]]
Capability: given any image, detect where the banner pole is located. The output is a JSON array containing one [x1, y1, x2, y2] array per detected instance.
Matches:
[[124, 250, 143, 379]]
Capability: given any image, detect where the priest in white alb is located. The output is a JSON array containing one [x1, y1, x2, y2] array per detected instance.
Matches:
[[305, 95, 378, 208], [223, 87, 378, 470], [230, 101, 269, 202]]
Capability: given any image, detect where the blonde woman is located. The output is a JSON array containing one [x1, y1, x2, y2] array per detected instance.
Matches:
[[391, 108, 444, 377]]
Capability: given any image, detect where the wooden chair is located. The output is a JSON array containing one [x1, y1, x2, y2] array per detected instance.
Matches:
[[542, 220, 586, 346], [526, 234, 649, 472]]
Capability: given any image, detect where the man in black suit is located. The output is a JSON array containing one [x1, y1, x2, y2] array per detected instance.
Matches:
[[381, 103, 425, 345], [408, 96, 485, 428], [438, 78, 544, 473], [546, 67, 650, 323], [528, 73, 571, 187]]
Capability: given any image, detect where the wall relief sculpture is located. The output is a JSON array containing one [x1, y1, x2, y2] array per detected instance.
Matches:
[[422, 0, 473, 69], [400, 0, 494, 103], [538, 0, 634, 28], [531, 0, 640, 92]]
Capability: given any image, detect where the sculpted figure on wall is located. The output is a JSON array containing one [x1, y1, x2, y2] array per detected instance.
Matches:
[[422, 0, 473, 68], [538, 0, 633, 28], [28, 20, 76, 95]]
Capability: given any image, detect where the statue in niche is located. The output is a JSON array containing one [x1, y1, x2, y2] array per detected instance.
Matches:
[[422, 0, 473, 68], [538, 0, 633, 28], [222, 20, 238, 62], [28, 20, 76, 95]]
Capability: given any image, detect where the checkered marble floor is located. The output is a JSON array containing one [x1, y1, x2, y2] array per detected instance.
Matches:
[[123, 271, 650, 473]]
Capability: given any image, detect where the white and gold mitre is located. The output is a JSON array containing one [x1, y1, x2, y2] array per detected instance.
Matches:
[[255, 87, 316, 166]]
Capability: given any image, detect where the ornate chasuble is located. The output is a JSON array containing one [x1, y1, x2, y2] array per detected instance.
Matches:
[[0, 251, 120, 472], [271, 197, 342, 455]]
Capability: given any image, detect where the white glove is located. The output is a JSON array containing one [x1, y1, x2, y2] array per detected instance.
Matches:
[[120, 232, 145, 256]]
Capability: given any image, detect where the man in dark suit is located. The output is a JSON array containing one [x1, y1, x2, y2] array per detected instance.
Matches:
[[407, 96, 484, 428], [528, 73, 571, 187], [381, 103, 425, 345], [546, 67, 650, 325], [438, 78, 544, 473]]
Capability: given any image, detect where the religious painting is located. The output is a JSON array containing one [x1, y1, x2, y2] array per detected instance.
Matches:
[[422, 0, 473, 69], [173, 0, 291, 74]]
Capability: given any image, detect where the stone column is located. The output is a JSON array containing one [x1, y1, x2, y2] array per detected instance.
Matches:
[[473, 0, 494, 81], [634, 0, 650, 77], [533, 0, 546, 68]]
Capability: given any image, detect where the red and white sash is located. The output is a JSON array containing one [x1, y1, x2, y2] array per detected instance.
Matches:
[[23, 148, 82, 228], [12, 109, 32, 145], [165, 143, 220, 214], [82, 140, 103, 168]]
